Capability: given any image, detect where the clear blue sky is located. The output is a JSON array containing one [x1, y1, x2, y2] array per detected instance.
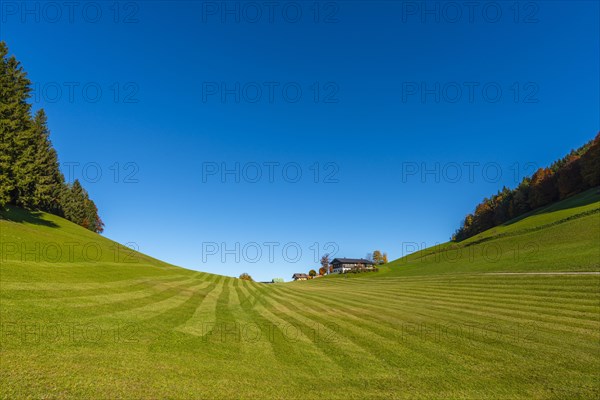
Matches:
[[2, 1, 598, 281]]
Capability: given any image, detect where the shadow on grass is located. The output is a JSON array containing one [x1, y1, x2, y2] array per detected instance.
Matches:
[[447, 188, 600, 248], [0, 206, 59, 228], [502, 187, 600, 227], [457, 188, 600, 248]]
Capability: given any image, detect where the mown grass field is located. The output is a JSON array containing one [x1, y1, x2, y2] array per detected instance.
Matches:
[[1, 190, 599, 399]]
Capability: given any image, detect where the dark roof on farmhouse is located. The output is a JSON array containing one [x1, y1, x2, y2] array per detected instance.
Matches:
[[292, 273, 309, 278], [331, 258, 374, 265]]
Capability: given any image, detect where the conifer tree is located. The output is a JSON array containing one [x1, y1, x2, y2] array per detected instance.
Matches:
[[13, 120, 38, 209], [62, 179, 87, 224], [31, 109, 65, 212], [0, 41, 103, 233], [0, 41, 33, 206]]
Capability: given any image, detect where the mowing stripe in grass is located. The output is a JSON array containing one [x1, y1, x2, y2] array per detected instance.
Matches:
[[104, 280, 214, 321], [337, 285, 600, 337], [272, 282, 600, 380], [144, 282, 220, 344], [237, 283, 351, 376], [308, 282, 600, 340], [0, 275, 195, 300], [73, 277, 207, 318], [0, 274, 192, 291], [260, 285, 393, 370], [175, 276, 225, 337], [334, 282, 600, 323], [280, 280, 600, 355]]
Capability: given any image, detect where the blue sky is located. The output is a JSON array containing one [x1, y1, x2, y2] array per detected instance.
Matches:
[[2, 1, 598, 281]]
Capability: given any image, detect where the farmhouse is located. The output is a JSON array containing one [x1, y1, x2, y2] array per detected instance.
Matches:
[[330, 258, 374, 274], [292, 273, 309, 281]]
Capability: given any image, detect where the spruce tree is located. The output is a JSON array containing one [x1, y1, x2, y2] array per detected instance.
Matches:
[[13, 120, 38, 209], [62, 179, 87, 224], [31, 109, 65, 212], [0, 41, 103, 232], [0, 41, 33, 206]]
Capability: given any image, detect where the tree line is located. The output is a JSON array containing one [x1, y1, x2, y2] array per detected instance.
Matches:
[[452, 133, 599, 242], [366, 250, 388, 264], [0, 41, 103, 233]]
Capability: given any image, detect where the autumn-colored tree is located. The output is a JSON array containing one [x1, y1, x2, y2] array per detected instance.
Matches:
[[308, 269, 316, 278], [372, 250, 383, 264], [382, 253, 388, 263], [473, 199, 495, 233], [529, 168, 557, 209], [580, 133, 600, 188], [452, 134, 598, 242], [239, 273, 253, 281], [318, 266, 326, 275], [84, 199, 104, 234], [453, 213, 475, 242], [557, 156, 583, 199], [493, 187, 512, 225]]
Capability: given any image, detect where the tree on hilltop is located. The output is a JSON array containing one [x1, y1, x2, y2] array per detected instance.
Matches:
[[239, 273, 253, 281]]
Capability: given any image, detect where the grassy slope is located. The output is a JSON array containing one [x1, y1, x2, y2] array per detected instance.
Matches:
[[370, 188, 600, 277], [0, 191, 599, 399]]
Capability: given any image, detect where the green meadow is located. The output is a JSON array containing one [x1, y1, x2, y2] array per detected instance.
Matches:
[[1, 189, 599, 399]]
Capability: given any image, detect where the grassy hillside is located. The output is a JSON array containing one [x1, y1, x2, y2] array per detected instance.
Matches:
[[370, 188, 600, 277], [1, 191, 599, 399]]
